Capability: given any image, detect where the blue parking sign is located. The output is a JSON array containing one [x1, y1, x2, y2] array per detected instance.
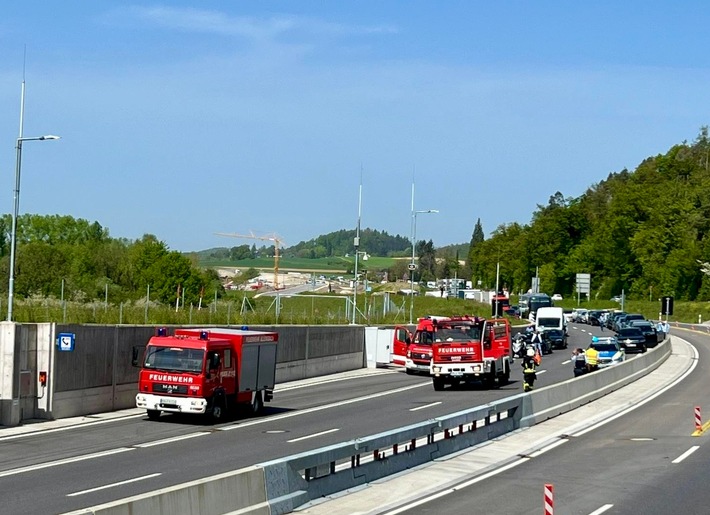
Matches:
[[57, 333, 75, 351]]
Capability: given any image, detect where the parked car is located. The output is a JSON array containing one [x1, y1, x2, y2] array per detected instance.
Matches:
[[545, 329, 568, 350], [608, 311, 626, 330], [573, 308, 589, 324], [616, 327, 647, 353], [504, 305, 521, 318], [551, 293, 563, 301], [621, 313, 645, 328], [629, 320, 659, 348], [587, 310, 604, 326], [592, 337, 625, 368]]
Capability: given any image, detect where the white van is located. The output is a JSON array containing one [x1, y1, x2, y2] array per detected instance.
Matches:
[[536, 307, 566, 333]]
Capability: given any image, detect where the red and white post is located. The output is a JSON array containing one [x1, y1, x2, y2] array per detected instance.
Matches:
[[544, 483, 554, 515], [695, 406, 702, 431]]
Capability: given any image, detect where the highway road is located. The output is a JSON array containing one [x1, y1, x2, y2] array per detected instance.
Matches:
[[387, 327, 706, 515], [0, 325, 614, 514]]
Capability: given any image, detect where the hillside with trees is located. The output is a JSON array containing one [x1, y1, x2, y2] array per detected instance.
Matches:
[[468, 128, 710, 301], [0, 214, 221, 306]]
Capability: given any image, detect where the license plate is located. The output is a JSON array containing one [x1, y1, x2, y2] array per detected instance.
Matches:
[[626, 343, 635, 347], [451, 371, 463, 377]]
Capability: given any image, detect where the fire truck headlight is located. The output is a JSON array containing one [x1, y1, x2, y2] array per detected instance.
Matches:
[[136, 394, 146, 402], [433, 366, 441, 373]]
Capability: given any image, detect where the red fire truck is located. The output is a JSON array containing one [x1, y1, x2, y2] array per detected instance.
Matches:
[[135, 327, 278, 421], [429, 318, 512, 390], [394, 316, 480, 375]]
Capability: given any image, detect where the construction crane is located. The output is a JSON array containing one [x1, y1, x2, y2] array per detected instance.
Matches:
[[215, 231, 285, 290]]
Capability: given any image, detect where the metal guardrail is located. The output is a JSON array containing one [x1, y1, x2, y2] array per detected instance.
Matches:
[[259, 396, 523, 514], [259, 336, 672, 514]]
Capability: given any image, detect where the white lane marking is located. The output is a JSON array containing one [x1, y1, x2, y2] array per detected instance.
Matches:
[[220, 382, 430, 431], [536, 369, 547, 375], [561, 359, 572, 365], [0, 414, 145, 442], [385, 457, 530, 514], [277, 370, 398, 391], [573, 340, 699, 437], [67, 472, 161, 497], [528, 438, 567, 457], [0, 448, 134, 478], [134, 432, 210, 448], [672, 446, 700, 464], [590, 504, 614, 515], [287, 428, 339, 443], [410, 402, 442, 412]]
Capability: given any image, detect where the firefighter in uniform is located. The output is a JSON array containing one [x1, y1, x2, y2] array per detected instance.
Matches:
[[585, 342, 599, 372], [522, 347, 538, 392]]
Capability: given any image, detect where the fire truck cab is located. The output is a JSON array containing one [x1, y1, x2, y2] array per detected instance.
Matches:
[[394, 316, 477, 375], [430, 318, 512, 390]]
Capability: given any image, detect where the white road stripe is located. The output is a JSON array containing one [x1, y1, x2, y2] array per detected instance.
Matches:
[[220, 382, 430, 431], [287, 428, 340, 443], [528, 438, 567, 457], [410, 402, 442, 412], [134, 432, 210, 448], [589, 504, 614, 515], [67, 473, 161, 497], [0, 414, 145, 442], [385, 457, 530, 514], [672, 445, 700, 464], [0, 448, 134, 478]]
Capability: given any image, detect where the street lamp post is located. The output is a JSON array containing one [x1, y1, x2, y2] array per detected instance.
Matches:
[[7, 134, 60, 321], [409, 208, 438, 324]]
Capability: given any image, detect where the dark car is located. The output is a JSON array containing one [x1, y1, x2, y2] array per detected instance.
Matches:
[[608, 311, 626, 330], [545, 329, 567, 350], [621, 313, 645, 328], [616, 327, 647, 353], [587, 310, 604, 326], [629, 320, 659, 348], [504, 305, 521, 318]]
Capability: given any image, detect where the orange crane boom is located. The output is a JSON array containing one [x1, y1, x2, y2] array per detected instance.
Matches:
[[215, 232, 284, 290]]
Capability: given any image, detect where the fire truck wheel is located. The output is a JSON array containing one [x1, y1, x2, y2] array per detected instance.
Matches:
[[433, 377, 445, 391], [211, 397, 225, 422], [147, 409, 160, 420], [250, 392, 264, 414], [405, 368, 415, 375], [501, 365, 510, 385]]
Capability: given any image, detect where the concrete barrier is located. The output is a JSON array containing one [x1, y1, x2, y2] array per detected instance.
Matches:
[[64, 466, 269, 515]]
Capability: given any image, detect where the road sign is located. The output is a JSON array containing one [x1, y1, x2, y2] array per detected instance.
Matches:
[[57, 332, 75, 352], [661, 296, 674, 316], [408, 263, 417, 271], [576, 273, 591, 294]]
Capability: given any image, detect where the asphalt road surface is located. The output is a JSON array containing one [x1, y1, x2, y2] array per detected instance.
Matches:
[[396, 328, 705, 515], [0, 324, 617, 514]]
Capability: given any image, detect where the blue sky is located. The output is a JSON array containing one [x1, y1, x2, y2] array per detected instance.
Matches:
[[2, 2, 710, 252]]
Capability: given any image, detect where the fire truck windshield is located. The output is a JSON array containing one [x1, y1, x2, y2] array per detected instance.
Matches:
[[434, 325, 481, 342], [143, 346, 205, 373]]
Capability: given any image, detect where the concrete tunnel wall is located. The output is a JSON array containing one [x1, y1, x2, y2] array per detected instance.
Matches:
[[1, 323, 366, 425]]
